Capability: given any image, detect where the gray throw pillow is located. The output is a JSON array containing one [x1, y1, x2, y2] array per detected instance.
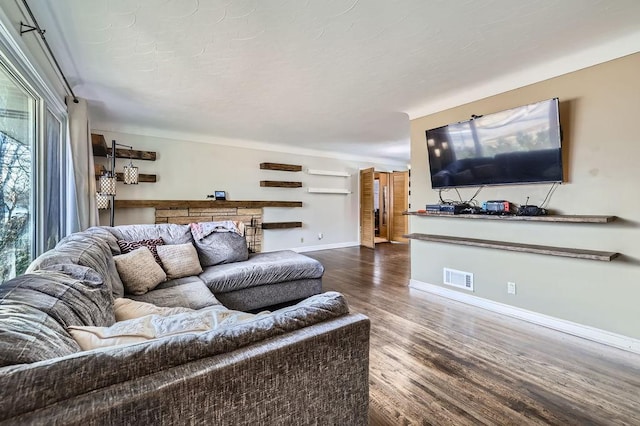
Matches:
[[193, 231, 249, 267]]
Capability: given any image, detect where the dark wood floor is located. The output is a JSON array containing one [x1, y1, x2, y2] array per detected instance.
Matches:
[[305, 243, 640, 426]]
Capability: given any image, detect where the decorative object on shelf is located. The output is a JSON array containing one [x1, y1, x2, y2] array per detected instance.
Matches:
[[215, 191, 227, 200], [306, 169, 350, 177], [307, 187, 351, 194], [98, 139, 142, 226], [260, 180, 302, 188], [260, 162, 302, 172]]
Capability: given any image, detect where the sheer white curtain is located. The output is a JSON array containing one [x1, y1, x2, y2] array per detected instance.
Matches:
[[66, 96, 98, 232]]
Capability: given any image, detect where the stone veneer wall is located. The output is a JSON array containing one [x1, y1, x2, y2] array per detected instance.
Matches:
[[155, 207, 263, 252]]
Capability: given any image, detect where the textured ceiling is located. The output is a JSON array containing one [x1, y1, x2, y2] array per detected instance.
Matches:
[[28, 0, 640, 162]]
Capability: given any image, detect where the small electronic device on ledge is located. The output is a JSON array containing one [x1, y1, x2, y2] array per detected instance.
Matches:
[[482, 200, 512, 214], [425, 203, 482, 215], [517, 205, 548, 216], [214, 191, 227, 200]]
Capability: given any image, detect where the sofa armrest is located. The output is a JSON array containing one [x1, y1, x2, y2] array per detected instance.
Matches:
[[4, 313, 370, 425]]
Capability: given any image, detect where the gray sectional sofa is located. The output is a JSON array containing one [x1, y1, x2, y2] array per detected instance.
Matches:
[[0, 223, 370, 424], [88, 223, 325, 312]]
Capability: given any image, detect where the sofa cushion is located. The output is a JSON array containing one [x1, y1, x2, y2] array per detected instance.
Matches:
[[199, 250, 325, 293], [68, 305, 268, 351], [0, 304, 80, 367], [156, 243, 203, 279], [128, 277, 221, 310], [27, 231, 125, 298], [114, 298, 194, 321], [190, 222, 249, 266], [83, 226, 123, 255], [215, 278, 322, 312], [105, 224, 193, 246], [114, 247, 167, 295], [0, 266, 115, 366], [117, 238, 165, 267]]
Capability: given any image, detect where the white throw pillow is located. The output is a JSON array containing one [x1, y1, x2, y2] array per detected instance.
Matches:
[[114, 298, 194, 321], [113, 247, 167, 295], [156, 243, 203, 279]]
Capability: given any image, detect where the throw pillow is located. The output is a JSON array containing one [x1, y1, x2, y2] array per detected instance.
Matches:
[[156, 243, 203, 279], [113, 247, 167, 295], [117, 238, 164, 267], [190, 221, 249, 266], [114, 298, 194, 321]]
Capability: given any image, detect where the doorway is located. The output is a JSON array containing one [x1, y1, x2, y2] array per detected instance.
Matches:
[[374, 172, 389, 243], [360, 168, 409, 248]]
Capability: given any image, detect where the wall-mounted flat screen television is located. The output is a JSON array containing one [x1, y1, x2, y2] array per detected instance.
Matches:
[[426, 98, 563, 188]]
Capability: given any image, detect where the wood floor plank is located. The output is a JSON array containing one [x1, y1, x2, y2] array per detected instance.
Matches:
[[305, 243, 640, 426]]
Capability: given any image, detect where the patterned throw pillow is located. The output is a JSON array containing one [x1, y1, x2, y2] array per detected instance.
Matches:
[[117, 238, 164, 267]]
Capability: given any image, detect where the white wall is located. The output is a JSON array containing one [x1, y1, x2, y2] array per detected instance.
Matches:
[[95, 130, 405, 252]]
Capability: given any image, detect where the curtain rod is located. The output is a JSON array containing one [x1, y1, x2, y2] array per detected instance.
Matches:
[[19, 0, 79, 104]]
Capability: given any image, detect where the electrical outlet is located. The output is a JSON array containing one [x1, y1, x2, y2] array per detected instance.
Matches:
[[507, 282, 516, 295], [318, 232, 323, 240]]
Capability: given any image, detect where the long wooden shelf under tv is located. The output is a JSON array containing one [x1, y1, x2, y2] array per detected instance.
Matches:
[[404, 233, 619, 262], [404, 211, 617, 223]]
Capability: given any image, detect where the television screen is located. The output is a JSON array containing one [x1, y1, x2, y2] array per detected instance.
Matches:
[[426, 98, 563, 188]]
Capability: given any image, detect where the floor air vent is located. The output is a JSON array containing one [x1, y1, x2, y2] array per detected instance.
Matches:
[[443, 268, 474, 291]]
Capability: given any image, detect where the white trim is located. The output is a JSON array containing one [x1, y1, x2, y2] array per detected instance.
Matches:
[[307, 169, 350, 177], [307, 187, 351, 194], [0, 6, 67, 113], [406, 30, 640, 120], [409, 279, 640, 355], [291, 241, 360, 253]]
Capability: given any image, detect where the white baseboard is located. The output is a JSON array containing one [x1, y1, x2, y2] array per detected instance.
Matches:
[[409, 279, 640, 355], [293, 241, 360, 253]]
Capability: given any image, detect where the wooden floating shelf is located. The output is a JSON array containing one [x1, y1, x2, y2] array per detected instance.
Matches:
[[260, 163, 302, 172], [95, 173, 157, 183], [405, 233, 619, 262], [261, 222, 303, 229], [307, 187, 351, 194], [404, 211, 617, 223], [306, 169, 350, 177], [115, 200, 303, 209], [260, 180, 302, 188], [91, 134, 157, 161]]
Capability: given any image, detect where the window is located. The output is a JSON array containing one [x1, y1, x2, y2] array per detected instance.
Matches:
[[0, 62, 35, 280], [0, 36, 69, 282]]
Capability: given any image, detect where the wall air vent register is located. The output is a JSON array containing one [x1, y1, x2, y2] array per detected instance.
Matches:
[[443, 268, 474, 291]]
